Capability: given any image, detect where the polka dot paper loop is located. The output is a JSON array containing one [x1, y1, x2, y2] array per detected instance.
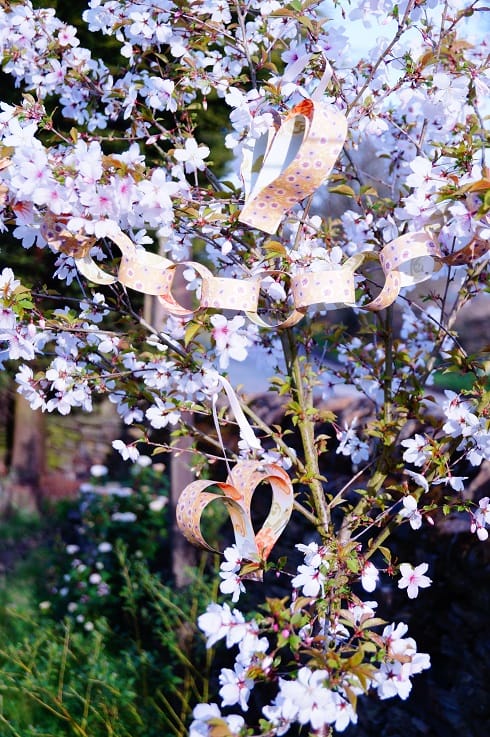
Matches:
[[157, 261, 214, 316], [291, 255, 363, 312], [245, 307, 304, 330], [175, 460, 294, 580], [364, 232, 442, 312], [75, 255, 119, 285], [75, 227, 139, 285], [239, 99, 348, 234], [244, 268, 304, 329], [118, 247, 173, 295], [201, 275, 260, 312]]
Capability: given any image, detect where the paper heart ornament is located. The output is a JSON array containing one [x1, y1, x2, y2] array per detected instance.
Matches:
[[176, 460, 294, 580]]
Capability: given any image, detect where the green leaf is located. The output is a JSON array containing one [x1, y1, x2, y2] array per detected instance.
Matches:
[[207, 717, 233, 737], [368, 470, 388, 492], [328, 184, 356, 197], [298, 14, 315, 32], [346, 556, 360, 573], [184, 321, 202, 347], [263, 239, 287, 257], [360, 184, 378, 197], [377, 546, 392, 564]]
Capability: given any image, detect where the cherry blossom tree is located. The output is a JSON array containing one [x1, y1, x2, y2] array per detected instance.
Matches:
[[0, 0, 489, 735]]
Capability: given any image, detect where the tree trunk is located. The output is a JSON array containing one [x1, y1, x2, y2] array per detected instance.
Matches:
[[144, 248, 197, 587], [169, 429, 197, 587], [8, 392, 45, 512]]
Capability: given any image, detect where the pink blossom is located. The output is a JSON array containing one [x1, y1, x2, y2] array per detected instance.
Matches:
[[210, 314, 250, 369], [219, 569, 246, 602], [401, 434, 431, 466], [173, 137, 210, 174], [112, 439, 140, 462], [292, 564, 326, 597], [361, 561, 379, 593], [404, 469, 429, 493], [398, 563, 432, 599], [198, 602, 251, 649], [399, 496, 423, 530], [219, 663, 254, 711]]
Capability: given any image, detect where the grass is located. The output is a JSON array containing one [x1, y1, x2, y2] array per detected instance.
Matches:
[[0, 507, 213, 737], [0, 511, 53, 641], [431, 367, 490, 392]]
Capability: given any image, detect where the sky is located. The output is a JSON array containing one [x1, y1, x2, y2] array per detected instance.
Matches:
[[325, 1, 490, 61]]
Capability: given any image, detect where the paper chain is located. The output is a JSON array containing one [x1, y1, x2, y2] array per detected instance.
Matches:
[[175, 460, 294, 579], [41, 214, 486, 328], [40, 102, 487, 326]]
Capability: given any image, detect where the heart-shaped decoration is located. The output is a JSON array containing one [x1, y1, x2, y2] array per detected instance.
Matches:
[[176, 460, 294, 580]]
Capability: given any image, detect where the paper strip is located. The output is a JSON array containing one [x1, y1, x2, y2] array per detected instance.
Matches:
[[291, 255, 363, 311], [215, 374, 262, 451], [118, 249, 174, 295], [201, 275, 260, 312]]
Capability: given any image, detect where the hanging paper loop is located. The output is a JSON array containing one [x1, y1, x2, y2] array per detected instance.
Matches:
[[291, 255, 363, 311], [364, 231, 442, 311], [239, 100, 348, 234]]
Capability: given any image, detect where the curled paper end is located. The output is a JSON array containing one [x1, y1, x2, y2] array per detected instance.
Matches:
[[217, 375, 262, 451], [75, 256, 118, 285], [364, 231, 442, 311]]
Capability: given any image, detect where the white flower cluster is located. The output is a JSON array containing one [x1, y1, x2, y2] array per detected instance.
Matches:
[[0, 110, 185, 248], [0, 268, 41, 365], [192, 542, 432, 735], [373, 622, 431, 701], [471, 497, 490, 541], [399, 389, 490, 538], [335, 417, 371, 468], [264, 666, 358, 734], [441, 391, 490, 466]]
